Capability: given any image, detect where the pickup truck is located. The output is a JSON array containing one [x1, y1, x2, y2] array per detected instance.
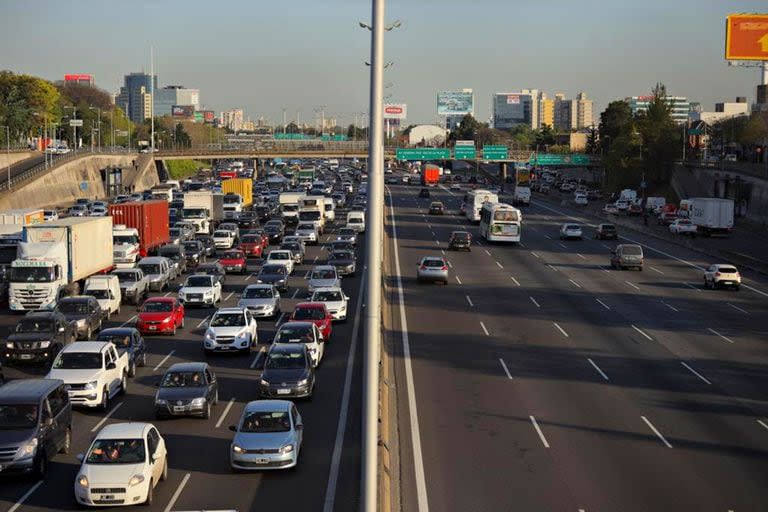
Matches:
[[2, 311, 77, 365], [46, 341, 130, 410], [111, 268, 149, 305]]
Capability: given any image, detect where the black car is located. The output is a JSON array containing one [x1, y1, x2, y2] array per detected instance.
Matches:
[[418, 188, 430, 198], [3, 311, 76, 365], [595, 224, 618, 240], [255, 205, 271, 222], [54, 296, 105, 340], [429, 202, 445, 215], [329, 240, 355, 253], [196, 261, 227, 284], [158, 244, 189, 276], [263, 224, 283, 244], [448, 231, 472, 251], [237, 211, 259, 228], [183, 240, 206, 266], [154, 362, 219, 419], [328, 250, 357, 276], [256, 264, 289, 292], [258, 344, 315, 399], [96, 327, 147, 377], [194, 234, 216, 257]]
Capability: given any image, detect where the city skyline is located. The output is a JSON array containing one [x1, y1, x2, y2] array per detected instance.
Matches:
[[1, 0, 765, 125]]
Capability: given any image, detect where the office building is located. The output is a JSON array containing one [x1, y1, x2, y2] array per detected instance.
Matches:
[[552, 92, 593, 130], [539, 94, 555, 128], [117, 72, 158, 123], [64, 74, 94, 86], [492, 89, 539, 130], [575, 92, 594, 129], [154, 86, 200, 117], [221, 109, 244, 131], [690, 97, 750, 124], [626, 95, 691, 124]]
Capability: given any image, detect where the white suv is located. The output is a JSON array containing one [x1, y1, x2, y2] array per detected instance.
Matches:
[[179, 274, 222, 307], [265, 250, 295, 275], [310, 286, 349, 321], [703, 264, 741, 290], [203, 307, 259, 354]]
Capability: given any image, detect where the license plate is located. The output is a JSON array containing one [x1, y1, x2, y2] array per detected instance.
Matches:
[[20, 354, 33, 360], [101, 495, 114, 500], [148, 326, 157, 331], [722, 281, 732, 285], [219, 346, 231, 350], [173, 406, 185, 413], [255, 458, 269, 464], [227, 266, 235, 271], [277, 388, 291, 395]]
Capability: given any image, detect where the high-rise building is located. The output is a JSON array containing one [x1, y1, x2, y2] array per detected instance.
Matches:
[[690, 97, 750, 124], [154, 86, 200, 116], [554, 95, 576, 131], [626, 95, 691, 124], [539, 95, 555, 128], [117, 72, 157, 123], [221, 109, 244, 131], [575, 92, 594, 129], [492, 89, 538, 130]]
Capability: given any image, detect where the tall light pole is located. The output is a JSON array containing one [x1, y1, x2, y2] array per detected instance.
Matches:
[[1, 125, 10, 190], [64, 105, 78, 151], [89, 106, 102, 152], [33, 113, 48, 168], [150, 46, 155, 152]]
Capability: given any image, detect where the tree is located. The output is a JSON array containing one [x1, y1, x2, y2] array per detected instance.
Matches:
[[509, 124, 534, 149], [535, 124, 556, 146], [634, 82, 678, 184], [599, 100, 633, 153], [449, 114, 481, 144], [585, 126, 599, 154]]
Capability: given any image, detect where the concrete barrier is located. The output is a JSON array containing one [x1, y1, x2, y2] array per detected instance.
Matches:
[[0, 151, 35, 170]]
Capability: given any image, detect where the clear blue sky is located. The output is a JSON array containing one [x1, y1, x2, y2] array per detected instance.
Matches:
[[0, 0, 765, 126]]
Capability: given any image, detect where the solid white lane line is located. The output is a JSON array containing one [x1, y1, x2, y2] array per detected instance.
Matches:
[[215, 398, 236, 428], [681, 362, 712, 385], [519, 242, 526, 248], [577, 253, 587, 260], [588, 358, 610, 381], [455, 276, 462, 285], [196, 315, 210, 329], [223, 292, 234, 302], [91, 403, 123, 433], [631, 325, 653, 341], [758, 419, 768, 431], [440, 249, 445, 255], [529, 296, 540, 308], [531, 251, 541, 259], [245, 273, 253, 281], [484, 249, 492, 256], [641, 416, 673, 448], [480, 322, 490, 336], [465, 295, 474, 307], [163, 291, 173, 297], [435, 240, 440, 246], [7, 481, 43, 512], [545, 234, 552, 240], [595, 298, 610, 310], [163, 472, 192, 512], [558, 243, 567, 249], [601, 267, 610, 274], [684, 282, 702, 292], [569, 279, 581, 288], [530, 416, 550, 448], [120, 315, 137, 327], [548, 264, 559, 272], [153, 350, 176, 371], [249, 346, 266, 368], [291, 288, 299, 299], [313, 256, 318, 263], [447, 260, 453, 268], [662, 302, 679, 312], [275, 312, 286, 326], [727, 302, 749, 314], [650, 266, 664, 274], [707, 327, 735, 344], [499, 358, 513, 380], [553, 322, 569, 338], [386, 192, 430, 512], [510, 276, 521, 286], [496, 261, 503, 269], [625, 280, 641, 290]]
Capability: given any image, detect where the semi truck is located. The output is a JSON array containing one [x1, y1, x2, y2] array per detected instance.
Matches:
[[689, 198, 734, 236], [221, 178, 253, 208], [183, 191, 225, 232], [108, 201, 170, 267], [421, 164, 440, 186], [9, 217, 114, 311], [298, 167, 316, 188]]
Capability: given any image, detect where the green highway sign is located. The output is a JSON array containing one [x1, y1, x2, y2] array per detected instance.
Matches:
[[529, 153, 591, 166], [482, 145, 508, 160], [454, 146, 476, 159], [396, 148, 451, 160]]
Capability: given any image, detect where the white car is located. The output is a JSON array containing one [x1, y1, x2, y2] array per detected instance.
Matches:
[[43, 209, 59, 221], [307, 265, 341, 293], [265, 250, 295, 275], [213, 230, 235, 249], [574, 193, 588, 206], [294, 223, 318, 245], [669, 219, 697, 236], [178, 274, 222, 307], [703, 263, 741, 290], [74, 422, 168, 507], [615, 200, 629, 212], [559, 224, 583, 240], [273, 321, 325, 367], [203, 307, 259, 354], [310, 286, 349, 321], [238, 284, 281, 318], [602, 203, 619, 215], [89, 206, 108, 217]]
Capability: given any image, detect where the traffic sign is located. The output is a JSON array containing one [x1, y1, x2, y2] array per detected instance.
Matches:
[[454, 147, 476, 159], [116, 130, 129, 136], [529, 153, 591, 166], [482, 145, 508, 160], [396, 148, 451, 161], [69, 119, 83, 127], [455, 140, 475, 146], [725, 14, 768, 61]]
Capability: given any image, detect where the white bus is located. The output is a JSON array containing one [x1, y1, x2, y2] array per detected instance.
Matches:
[[479, 202, 522, 243], [464, 189, 498, 223]]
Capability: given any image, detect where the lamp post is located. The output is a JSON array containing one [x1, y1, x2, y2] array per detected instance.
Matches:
[[33, 113, 48, 168], [63, 105, 78, 152], [1, 125, 10, 190], [89, 107, 102, 152]]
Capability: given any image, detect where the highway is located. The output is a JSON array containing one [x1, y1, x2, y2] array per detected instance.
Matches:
[[0, 221, 363, 511], [387, 181, 768, 511]]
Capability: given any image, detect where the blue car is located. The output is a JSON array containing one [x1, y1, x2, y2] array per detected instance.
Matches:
[[96, 327, 147, 377]]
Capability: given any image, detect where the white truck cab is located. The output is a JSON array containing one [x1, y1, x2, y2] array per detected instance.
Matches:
[[83, 275, 122, 318], [112, 224, 141, 268], [346, 211, 366, 233]]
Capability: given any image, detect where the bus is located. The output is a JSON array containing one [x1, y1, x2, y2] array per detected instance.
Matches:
[[479, 202, 522, 243], [464, 189, 498, 223]]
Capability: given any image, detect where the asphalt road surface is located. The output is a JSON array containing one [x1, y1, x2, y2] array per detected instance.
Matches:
[[0, 220, 363, 512], [388, 182, 768, 512]]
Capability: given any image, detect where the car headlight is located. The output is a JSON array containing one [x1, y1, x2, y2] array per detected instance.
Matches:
[[155, 398, 167, 405], [77, 474, 89, 488], [128, 475, 145, 487], [16, 438, 37, 459], [205, 331, 215, 341], [76, 319, 86, 327], [277, 279, 285, 284], [297, 378, 309, 386], [260, 379, 269, 386], [39, 340, 51, 348], [162, 316, 172, 323], [5, 342, 12, 349], [232, 444, 245, 454], [84, 380, 98, 390], [190, 397, 206, 406], [280, 444, 294, 454]]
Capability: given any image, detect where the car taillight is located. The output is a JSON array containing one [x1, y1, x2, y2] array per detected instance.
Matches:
[[419, 265, 426, 270], [441, 266, 448, 271], [715, 272, 721, 277]]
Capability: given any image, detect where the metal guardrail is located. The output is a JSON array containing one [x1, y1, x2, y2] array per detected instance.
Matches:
[[681, 159, 768, 181], [155, 140, 376, 157]]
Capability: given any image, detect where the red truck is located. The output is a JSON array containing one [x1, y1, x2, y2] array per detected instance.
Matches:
[[108, 201, 170, 266], [421, 164, 440, 186]]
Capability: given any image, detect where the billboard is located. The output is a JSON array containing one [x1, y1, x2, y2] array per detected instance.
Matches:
[[64, 74, 93, 83], [437, 91, 474, 116], [171, 105, 195, 118], [194, 112, 204, 123], [201, 110, 215, 123], [725, 14, 768, 61], [384, 103, 407, 120], [506, 94, 520, 105]]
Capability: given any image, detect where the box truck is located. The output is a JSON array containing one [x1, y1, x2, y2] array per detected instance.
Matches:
[[108, 201, 170, 267], [279, 191, 304, 224], [8, 217, 114, 311], [0, 209, 45, 227], [221, 178, 253, 208], [184, 191, 224, 232], [689, 198, 734, 236], [421, 164, 440, 186]]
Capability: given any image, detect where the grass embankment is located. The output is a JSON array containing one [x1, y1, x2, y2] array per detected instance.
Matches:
[[166, 159, 208, 180]]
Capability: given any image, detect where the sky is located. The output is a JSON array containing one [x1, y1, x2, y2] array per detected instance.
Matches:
[[1, 0, 766, 126]]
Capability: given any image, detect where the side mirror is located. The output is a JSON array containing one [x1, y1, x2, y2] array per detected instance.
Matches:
[[76, 453, 85, 462], [295, 423, 303, 430], [44, 417, 54, 427], [228, 425, 237, 432], [106, 362, 116, 370], [58, 327, 66, 333]]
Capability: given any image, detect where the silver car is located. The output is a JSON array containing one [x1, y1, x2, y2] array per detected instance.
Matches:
[[238, 284, 281, 318], [335, 228, 357, 245], [307, 265, 341, 293], [229, 400, 303, 471], [416, 256, 449, 285], [294, 223, 318, 245], [559, 223, 583, 240]]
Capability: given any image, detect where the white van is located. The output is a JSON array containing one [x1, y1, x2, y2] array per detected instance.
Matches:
[[323, 201, 336, 223], [83, 275, 122, 318], [346, 211, 366, 233]]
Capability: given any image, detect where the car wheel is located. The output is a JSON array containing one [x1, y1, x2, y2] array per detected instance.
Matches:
[[129, 362, 136, 378], [60, 427, 72, 454], [84, 326, 92, 340], [141, 352, 148, 367], [161, 458, 168, 481], [100, 387, 109, 411], [120, 373, 128, 394], [203, 402, 211, 419], [33, 454, 47, 479], [144, 479, 153, 506]]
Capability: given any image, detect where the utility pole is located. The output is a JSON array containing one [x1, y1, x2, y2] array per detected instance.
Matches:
[[150, 46, 155, 152], [1, 125, 10, 190]]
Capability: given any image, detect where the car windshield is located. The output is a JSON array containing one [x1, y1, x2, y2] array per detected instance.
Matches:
[[261, 265, 286, 276], [339, 229, 355, 236], [451, 232, 470, 240], [299, 211, 321, 221], [266, 351, 306, 369], [161, 371, 205, 387], [239, 410, 291, 433], [198, 266, 221, 276], [494, 210, 518, 221], [138, 264, 161, 275], [9, 266, 55, 283], [113, 234, 139, 245], [566, 225, 581, 230], [311, 269, 336, 280], [182, 208, 206, 218], [86, 438, 146, 464], [242, 236, 260, 244], [210, 313, 245, 327], [313, 291, 343, 302], [298, 224, 315, 231], [348, 218, 362, 224], [718, 266, 738, 273], [622, 246, 643, 255], [52, 352, 102, 369], [0, 404, 39, 429], [169, 229, 182, 237], [243, 287, 272, 299], [142, 301, 172, 313], [56, 301, 89, 315], [293, 307, 325, 321], [114, 272, 138, 283], [422, 259, 445, 268], [275, 325, 313, 343], [98, 334, 133, 348], [186, 276, 212, 287], [269, 252, 288, 260], [222, 251, 242, 260], [601, 225, 616, 231], [16, 319, 54, 333], [214, 231, 230, 238], [183, 242, 200, 251], [85, 289, 109, 299], [160, 248, 181, 259]]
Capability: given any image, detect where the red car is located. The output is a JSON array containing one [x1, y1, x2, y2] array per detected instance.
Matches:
[[137, 297, 185, 335], [219, 249, 247, 274], [290, 302, 333, 341], [239, 234, 264, 258]]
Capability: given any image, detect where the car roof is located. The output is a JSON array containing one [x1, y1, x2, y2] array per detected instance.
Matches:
[[311, 265, 336, 271], [144, 296, 175, 303], [243, 399, 292, 413], [312, 286, 343, 293], [99, 327, 139, 336], [0, 379, 64, 403], [214, 307, 246, 315], [138, 256, 168, 264], [61, 341, 111, 353], [95, 422, 151, 439], [713, 263, 738, 269], [167, 362, 208, 372]]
